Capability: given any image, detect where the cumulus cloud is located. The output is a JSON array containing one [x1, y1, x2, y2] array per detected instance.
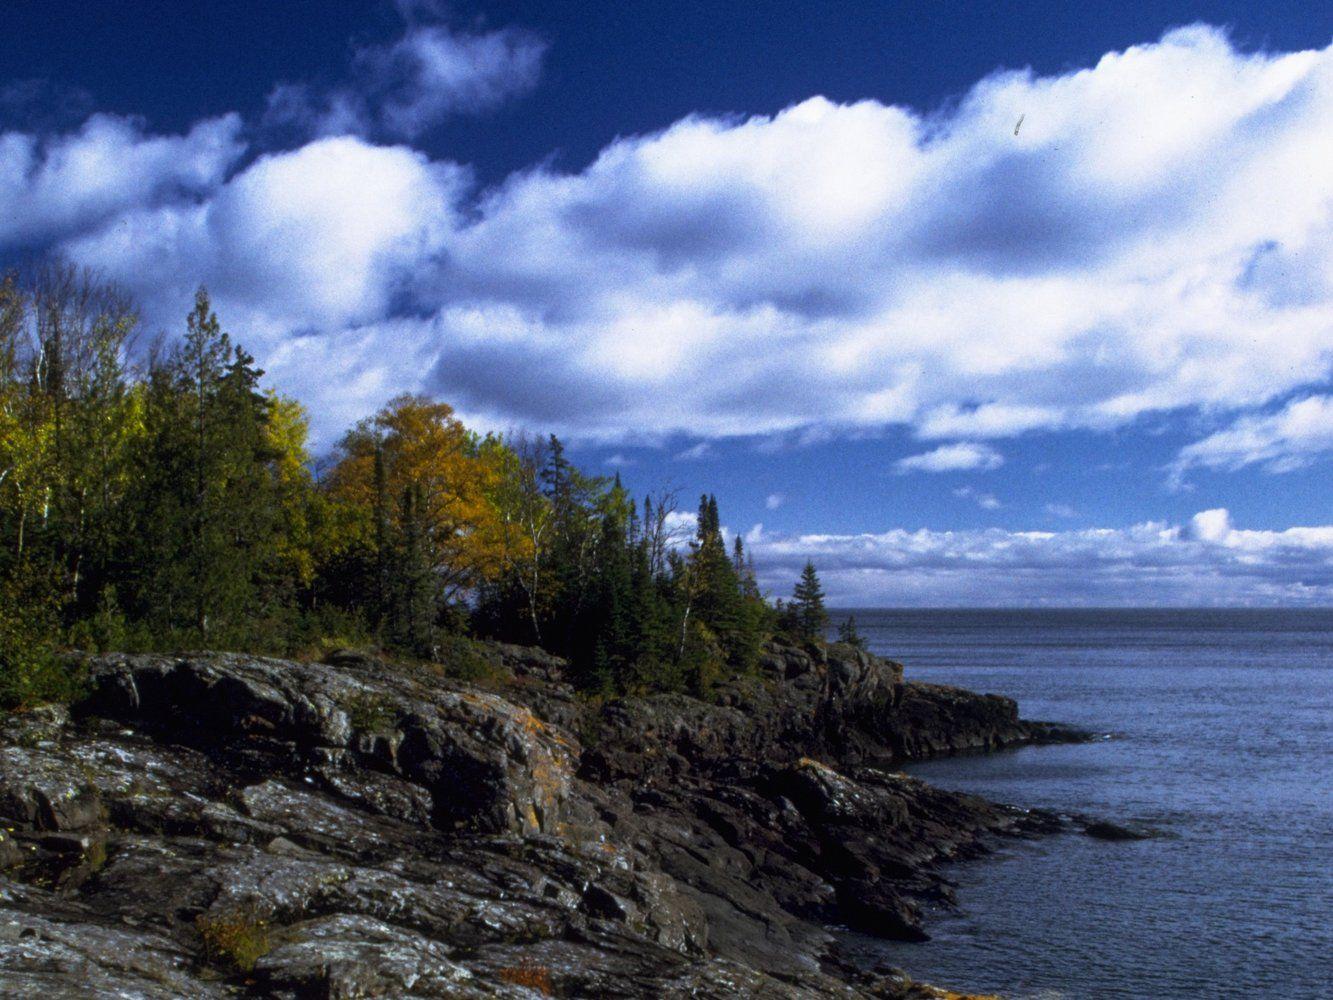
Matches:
[[896, 442, 1004, 473], [65, 136, 464, 334], [746, 509, 1333, 606], [398, 25, 1333, 441], [765, 493, 785, 510], [1173, 395, 1333, 478], [0, 112, 244, 250], [263, 15, 545, 141], [0, 24, 1329, 454]]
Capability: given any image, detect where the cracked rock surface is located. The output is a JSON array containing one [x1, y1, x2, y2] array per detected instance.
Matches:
[[0, 641, 1076, 998]]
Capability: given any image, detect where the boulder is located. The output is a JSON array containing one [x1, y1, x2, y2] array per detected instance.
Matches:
[[80, 652, 578, 838], [1083, 820, 1153, 841]]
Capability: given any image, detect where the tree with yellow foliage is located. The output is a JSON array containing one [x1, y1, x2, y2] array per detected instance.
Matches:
[[324, 395, 507, 655]]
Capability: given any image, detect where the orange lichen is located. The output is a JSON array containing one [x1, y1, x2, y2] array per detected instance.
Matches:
[[498, 960, 554, 995]]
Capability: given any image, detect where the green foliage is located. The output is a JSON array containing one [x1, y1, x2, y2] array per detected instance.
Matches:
[[474, 470, 774, 695], [837, 613, 867, 651], [783, 561, 829, 642], [66, 585, 129, 653], [195, 905, 271, 973], [285, 605, 375, 662], [344, 691, 396, 732], [433, 632, 504, 683], [0, 581, 80, 710], [126, 289, 298, 647], [0, 272, 784, 702]]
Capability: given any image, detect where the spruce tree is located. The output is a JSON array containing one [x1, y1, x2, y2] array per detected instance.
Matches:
[[391, 482, 436, 658], [790, 561, 828, 642], [837, 614, 866, 651], [126, 289, 291, 646]]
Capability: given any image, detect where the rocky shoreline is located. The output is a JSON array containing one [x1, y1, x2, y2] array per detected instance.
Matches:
[[0, 640, 1090, 998]]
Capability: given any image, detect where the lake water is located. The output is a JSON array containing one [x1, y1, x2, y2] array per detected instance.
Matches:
[[840, 608, 1333, 999]]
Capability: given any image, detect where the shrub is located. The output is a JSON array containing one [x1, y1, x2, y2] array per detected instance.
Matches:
[[285, 605, 374, 661], [195, 906, 271, 973], [0, 584, 79, 711], [66, 586, 129, 653], [434, 632, 504, 684], [344, 691, 396, 732]]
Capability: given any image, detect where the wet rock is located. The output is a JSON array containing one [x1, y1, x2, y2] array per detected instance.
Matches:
[[1083, 820, 1153, 841], [253, 913, 484, 999]]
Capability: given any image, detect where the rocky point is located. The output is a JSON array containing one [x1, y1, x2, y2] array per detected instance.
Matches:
[[0, 639, 1083, 998]]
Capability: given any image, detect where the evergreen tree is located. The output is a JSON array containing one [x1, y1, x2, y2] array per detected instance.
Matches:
[[837, 614, 866, 651], [126, 289, 292, 645], [0, 271, 792, 697], [790, 561, 829, 642], [391, 482, 437, 657], [581, 506, 632, 691]]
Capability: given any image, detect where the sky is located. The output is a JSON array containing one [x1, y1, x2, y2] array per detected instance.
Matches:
[[3, 0, 1332, 605]]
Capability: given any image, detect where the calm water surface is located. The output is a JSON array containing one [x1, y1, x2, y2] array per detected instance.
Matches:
[[839, 609, 1333, 999]]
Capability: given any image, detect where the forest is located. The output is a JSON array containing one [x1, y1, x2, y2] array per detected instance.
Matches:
[[0, 267, 842, 709]]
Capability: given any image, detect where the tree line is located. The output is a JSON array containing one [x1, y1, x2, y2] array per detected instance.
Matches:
[[0, 268, 834, 707]]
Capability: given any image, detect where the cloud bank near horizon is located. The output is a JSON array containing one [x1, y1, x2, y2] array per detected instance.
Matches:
[[744, 508, 1333, 606]]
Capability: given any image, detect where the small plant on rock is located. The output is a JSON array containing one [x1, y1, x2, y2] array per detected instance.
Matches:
[[344, 691, 396, 732], [195, 905, 271, 973]]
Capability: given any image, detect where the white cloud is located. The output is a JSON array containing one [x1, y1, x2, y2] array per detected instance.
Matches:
[[1045, 503, 1078, 519], [1173, 395, 1333, 477], [65, 136, 463, 337], [407, 25, 1333, 441], [918, 403, 1065, 440], [765, 493, 785, 510], [897, 442, 1004, 473], [0, 113, 243, 249], [0, 24, 1327, 452], [747, 509, 1333, 606], [954, 486, 1002, 509], [263, 16, 545, 141], [675, 441, 714, 460], [370, 24, 545, 135], [1185, 507, 1233, 542]]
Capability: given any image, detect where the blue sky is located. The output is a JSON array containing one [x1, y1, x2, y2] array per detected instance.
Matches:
[[3, 1, 1332, 604]]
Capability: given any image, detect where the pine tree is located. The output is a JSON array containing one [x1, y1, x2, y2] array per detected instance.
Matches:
[[126, 289, 293, 646], [392, 482, 436, 657], [583, 507, 631, 691], [790, 561, 828, 642], [837, 614, 866, 650]]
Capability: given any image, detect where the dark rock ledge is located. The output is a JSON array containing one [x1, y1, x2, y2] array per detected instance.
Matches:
[[0, 640, 1084, 998]]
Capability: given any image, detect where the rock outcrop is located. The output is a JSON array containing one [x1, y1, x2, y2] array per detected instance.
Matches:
[[0, 640, 1080, 998]]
